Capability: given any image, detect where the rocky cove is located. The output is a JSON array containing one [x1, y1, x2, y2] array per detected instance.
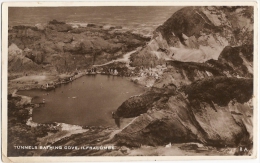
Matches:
[[7, 6, 254, 156], [17, 74, 145, 126]]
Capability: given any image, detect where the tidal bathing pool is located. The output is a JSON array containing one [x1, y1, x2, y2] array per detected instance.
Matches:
[[17, 75, 144, 127]]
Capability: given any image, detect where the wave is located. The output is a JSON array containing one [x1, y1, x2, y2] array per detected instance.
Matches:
[[67, 22, 88, 28]]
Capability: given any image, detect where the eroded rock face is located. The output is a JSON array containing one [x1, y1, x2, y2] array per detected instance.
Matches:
[[118, 7, 254, 150], [8, 43, 41, 72], [207, 45, 253, 78], [114, 77, 253, 148], [157, 6, 253, 47], [131, 6, 253, 68], [130, 6, 253, 92], [115, 86, 176, 118]]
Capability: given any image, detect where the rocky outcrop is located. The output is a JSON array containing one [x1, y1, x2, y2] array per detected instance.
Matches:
[[46, 19, 73, 32], [152, 61, 223, 89], [131, 6, 253, 70], [157, 6, 253, 47], [116, 86, 176, 118], [182, 77, 253, 107], [8, 20, 149, 75], [8, 43, 41, 72], [114, 77, 253, 148], [113, 8, 254, 149], [207, 45, 253, 78], [129, 6, 253, 92], [7, 94, 59, 156]]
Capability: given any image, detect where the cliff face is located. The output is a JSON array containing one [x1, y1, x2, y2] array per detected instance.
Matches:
[[114, 6, 254, 154], [130, 6, 253, 88], [157, 7, 253, 44], [130, 6, 253, 77], [156, 6, 253, 61], [114, 77, 253, 149]]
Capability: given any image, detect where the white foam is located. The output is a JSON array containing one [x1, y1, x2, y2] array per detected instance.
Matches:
[[68, 22, 88, 28], [103, 24, 112, 30], [26, 117, 38, 127], [57, 123, 83, 131]]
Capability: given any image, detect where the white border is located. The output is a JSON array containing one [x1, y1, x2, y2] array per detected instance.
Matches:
[[1, 1, 259, 162]]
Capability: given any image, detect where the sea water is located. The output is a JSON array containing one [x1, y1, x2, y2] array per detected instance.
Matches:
[[18, 75, 144, 127]]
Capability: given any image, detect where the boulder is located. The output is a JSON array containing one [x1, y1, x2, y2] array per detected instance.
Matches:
[[47, 20, 72, 32], [35, 23, 46, 30]]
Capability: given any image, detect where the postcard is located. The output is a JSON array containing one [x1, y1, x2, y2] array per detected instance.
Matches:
[[1, 1, 258, 162]]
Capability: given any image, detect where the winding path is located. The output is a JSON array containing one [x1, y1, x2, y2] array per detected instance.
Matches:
[[92, 48, 140, 67]]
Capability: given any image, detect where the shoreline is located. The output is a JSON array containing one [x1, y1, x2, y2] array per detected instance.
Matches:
[[9, 22, 153, 39], [9, 45, 145, 94], [10, 44, 146, 128], [8, 84, 146, 156], [8, 88, 118, 156], [13, 71, 147, 127], [12, 71, 145, 123], [8, 64, 148, 156]]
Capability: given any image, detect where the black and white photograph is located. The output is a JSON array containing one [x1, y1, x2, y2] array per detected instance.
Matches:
[[1, 1, 258, 162]]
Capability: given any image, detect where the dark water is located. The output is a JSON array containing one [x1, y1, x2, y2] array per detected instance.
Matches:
[[18, 75, 144, 127], [8, 6, 182, 36]]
